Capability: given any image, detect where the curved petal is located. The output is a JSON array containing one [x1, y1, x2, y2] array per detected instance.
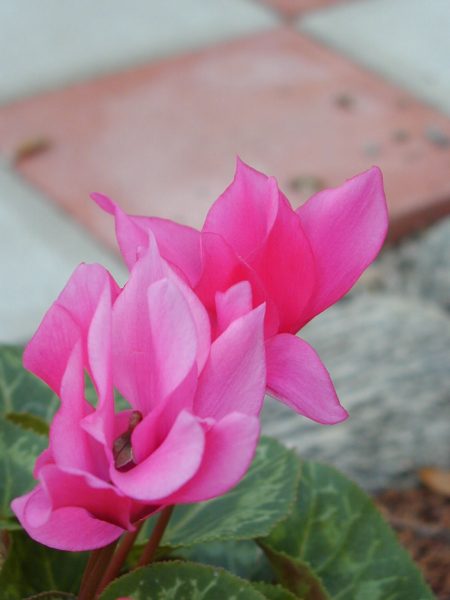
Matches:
[[12, 488, 124, 551], [147, 278, 198, 403], [38, 465, 133, 530], [33, 448, 53, 478], [203, 160, 316, 333], [23, 304, 79, 395], [55, 263, 119, 338], [203, 158, 278, 259], [112, 239, 209, 410], [92, 193, 202, 285], [195, 232, 249, 312], [91, 193, 148, 270], [215, 280, 253, 336], [111, 241, 166, 413], [133, 215, 202, 286], [250, 191, 316, 333], [195, 232, 279, 337], [23, 263, 118, 396], [82, 277, 116, 449], [111, 411, 205, 502], [166, 271, 211, 373], [266, 333, 348, 424], [132, 366, 197, 464], [165, 412, 260, 504], [296, 167, 388, 325], [195, 304, 266, 420], [50, 342, 108, 478]]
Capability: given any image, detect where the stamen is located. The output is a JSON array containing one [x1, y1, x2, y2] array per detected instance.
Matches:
[[113, 410, 142, 471]]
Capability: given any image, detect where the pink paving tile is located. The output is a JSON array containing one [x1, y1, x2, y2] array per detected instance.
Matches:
[[258, 0, 348, 20], [1, 28, 450, 245]]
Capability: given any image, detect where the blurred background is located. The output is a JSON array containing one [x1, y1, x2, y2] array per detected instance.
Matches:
[[1, 0, 450, 581]]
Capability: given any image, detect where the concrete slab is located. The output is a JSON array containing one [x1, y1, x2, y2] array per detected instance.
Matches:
[[0, 166, 126, 344], [300, 0, 450, 117], [1, 28, 450, 246], [0, 0, 275, 104]]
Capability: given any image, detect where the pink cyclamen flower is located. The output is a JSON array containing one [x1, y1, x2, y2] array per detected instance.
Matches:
[[93, 159, 388, 425], [12, 237, 265, 551]]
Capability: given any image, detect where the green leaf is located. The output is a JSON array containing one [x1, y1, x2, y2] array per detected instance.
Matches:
[[99, 561, 266, 599], [0, 517, 21, 531], [259, 544, 329, 600], [0, 418, 47, 524], [140, 436, 300, 548], [176, 539, 274, 582], [0, 346, 58, 421], [5, 412, 49, 436], [262, 461, 435, 600], [23, 593, 76, 600], [252, 581, 299, 600], [0, 530, 88, 600]]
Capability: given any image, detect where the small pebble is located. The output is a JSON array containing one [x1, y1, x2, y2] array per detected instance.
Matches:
[[335, 92, 354, 110], [392, 129, 410, 143], [425, 125, 450, 148], [363, 142, 381, 158], [288, 175, 325, 196]]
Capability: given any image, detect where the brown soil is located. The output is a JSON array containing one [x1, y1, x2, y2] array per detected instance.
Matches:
[[376, 487, 450, 600]]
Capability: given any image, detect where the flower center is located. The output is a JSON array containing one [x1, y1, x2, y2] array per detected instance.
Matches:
[[113, 410, 143, 471]]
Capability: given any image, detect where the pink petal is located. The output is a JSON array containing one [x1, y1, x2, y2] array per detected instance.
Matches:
[[266, 333, 348, 424], [23, 304, 79, 394], [112, 240, 208, 411], [23, 263, 118, 395], [91, 193, 148, 270], [132, 367, 197, 464], [146, 278, 198, 402], [50, 343, 109, 479], [111, 243, 166, 413], [195, 232, 279, 337], [56, 263, 119, 337], [203, 158, 278, 259], [133, 215, 202, 286], [203, 160, 316, 333], [92, 193, 202, 285], [195, 232, 250, 312], [82, 280, 116, 449], [12, 488, 124, 551], [195, 305, 266, 420], [296, 167, 388, 324], [111, 411, 205, 502], [215, 281, 253, 336], [166, 271, 211, 373], [38, 465, 133, 530], [33, 448, 53, 478], [165, 412, 260, 504], [248, 189, 315, 333]]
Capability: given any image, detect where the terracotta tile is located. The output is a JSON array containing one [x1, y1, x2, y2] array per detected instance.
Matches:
[[1, 28, 450, 246], [259, 0, 347, 19]]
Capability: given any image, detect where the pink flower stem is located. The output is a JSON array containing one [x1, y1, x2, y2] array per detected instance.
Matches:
[[138, 505, 174, 567], [96, 522, 144, 596], [78, 540, 118, 600]]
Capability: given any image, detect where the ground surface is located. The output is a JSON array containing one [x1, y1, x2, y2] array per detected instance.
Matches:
[[377, 484, 450, 599]]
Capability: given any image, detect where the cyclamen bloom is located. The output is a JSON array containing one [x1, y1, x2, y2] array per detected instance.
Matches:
[[94, 160, 388, 425], [12, 239, 265, 551]]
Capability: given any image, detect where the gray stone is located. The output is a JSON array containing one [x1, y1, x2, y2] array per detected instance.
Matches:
[[415, 217, 450, 311], [0, 0, 275, 104], [262, 294, 450, 491], [351, 216, 450, 313]]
